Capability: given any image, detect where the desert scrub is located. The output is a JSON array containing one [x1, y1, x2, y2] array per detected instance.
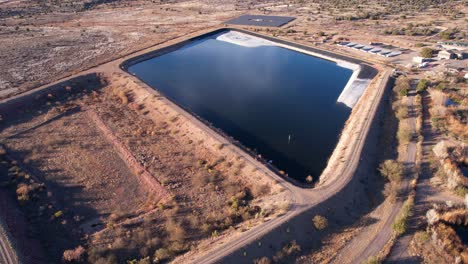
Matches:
[[416, 79, 430, 93], [363, 256, 382, 264], [392, 196, 414, 236], [394, 76, 411, 97], [453, 186, 468, 197], [273, 240, 301, 262], [397, 119, 414, 143], [312, 215, 328, 230], [379, 160, 403, 183]]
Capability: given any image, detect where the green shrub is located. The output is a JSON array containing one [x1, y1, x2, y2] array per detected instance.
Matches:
[[420, 47, 434, 58], [363, 256, 381, 264], [396, 106, 409, 119], [379, 160, 403, 183], [397, 127, 413, 143], [392, 196, 414, 236], [454, 186, 468, 197], [273, 240, 301, 261], [153, 248, 173, 263], [436, 82, 447, 91], [394, 76, 411, 97], [312, 215, 328, 230], [416, 79, 430, 93]]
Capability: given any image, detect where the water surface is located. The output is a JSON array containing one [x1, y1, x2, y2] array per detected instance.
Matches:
[[128, 32, 353, 182]]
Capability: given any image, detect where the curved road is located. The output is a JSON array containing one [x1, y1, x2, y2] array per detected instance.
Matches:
[[187, 70, 390, 264]]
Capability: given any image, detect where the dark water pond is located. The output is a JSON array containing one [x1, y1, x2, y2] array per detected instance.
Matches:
[[128, 32, 353, 182]]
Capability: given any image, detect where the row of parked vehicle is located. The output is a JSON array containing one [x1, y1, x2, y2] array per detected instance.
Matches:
[[337, 42, 402, 57]]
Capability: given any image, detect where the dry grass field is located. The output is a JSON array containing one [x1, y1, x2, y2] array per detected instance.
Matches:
[[0, 74, 286, 262]]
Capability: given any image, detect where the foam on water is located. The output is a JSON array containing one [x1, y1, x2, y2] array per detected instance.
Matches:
[[216, 31, 276, 48], [216, 31, 369, 108]]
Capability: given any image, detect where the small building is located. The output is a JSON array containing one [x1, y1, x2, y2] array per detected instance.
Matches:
[[452, 50, 468, 60], [413, 56, 431, 64], [438, 50, 457, 60]]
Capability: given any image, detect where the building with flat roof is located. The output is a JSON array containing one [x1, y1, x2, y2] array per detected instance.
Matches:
[[438, 50, 457, 60], [225, 15, 295, 27]]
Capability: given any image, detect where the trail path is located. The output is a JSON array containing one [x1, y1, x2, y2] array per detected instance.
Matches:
[[385, 90, 463, 263]]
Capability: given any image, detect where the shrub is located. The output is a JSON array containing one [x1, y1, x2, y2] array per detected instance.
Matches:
[[420, 47, 434, 58], [254, 257, 272, 264], [416, 79, 430, 93], [435, 82, 447, 91], [413, 231, 429, 244], [392, 196, 414, 236], [363, 256, 381, 264], [16, 183, 30, 202], [439, 29, 457, 40], [312, 215, 328, 230], [153, 248, 172, 263], [273, 240, 301, 261], [379, 160, 403, 183], [397, 126, 413, 143], [166, 220, 186, 242], [63, 246, 86, 262], [394, 76, 411, 97], [395, 106, 409, 119], [454, 186, 468, 197], [431, 117, 446, 130]]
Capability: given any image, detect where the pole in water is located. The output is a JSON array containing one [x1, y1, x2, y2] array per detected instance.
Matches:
[[288, 134, 291, 144]]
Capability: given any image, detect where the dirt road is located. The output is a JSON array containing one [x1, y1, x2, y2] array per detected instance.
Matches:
[[385, 90, 463, 263]]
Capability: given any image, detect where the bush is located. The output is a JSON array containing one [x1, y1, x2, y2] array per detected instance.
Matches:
[[395, 106, 409, 119], [379, 160, 403, 183], [254, 257, 272, 264], [420, 47, 434, 58], [392, 196, 414, 236], [394, 76, 411, 97], [63, 246, 86, 262], [273, 240, 301, 261], [312, 215, 328, 230], [397, 126, 413, 143], [153, 248, 173, 263], [363, 256, 381, 264], [454, 186, 468, 197], [166, 220, 186, 242], [416, 79, 430, 93], [435, 82, 447, 91]]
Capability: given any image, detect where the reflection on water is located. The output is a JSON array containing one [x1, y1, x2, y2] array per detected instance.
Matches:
[[129, 34, 353, 182]]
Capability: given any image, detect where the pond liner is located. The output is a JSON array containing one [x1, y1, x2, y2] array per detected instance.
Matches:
[[120, 28, 379, 188]]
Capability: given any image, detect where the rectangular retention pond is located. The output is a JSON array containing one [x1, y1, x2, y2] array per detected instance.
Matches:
[[126, 30, 374, 183]]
